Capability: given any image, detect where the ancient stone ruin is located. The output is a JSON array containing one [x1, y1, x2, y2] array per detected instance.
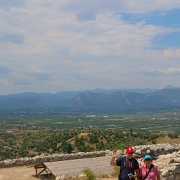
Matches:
[[0, 143, 180, 180]]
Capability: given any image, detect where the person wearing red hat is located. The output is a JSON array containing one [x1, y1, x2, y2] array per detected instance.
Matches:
[[110, 146, 140, 180]]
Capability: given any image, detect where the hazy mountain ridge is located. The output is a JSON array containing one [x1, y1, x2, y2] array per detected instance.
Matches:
[[60, 88, 180, 112], [1, 87, 180, 113]]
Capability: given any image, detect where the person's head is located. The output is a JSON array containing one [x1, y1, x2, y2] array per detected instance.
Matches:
[[144, 155, 152, 166], [125, 146, 134, 159]]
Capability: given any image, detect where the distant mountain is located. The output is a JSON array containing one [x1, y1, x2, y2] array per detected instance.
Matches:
[[162, 85, 176, 89], [55, 88, 158, 99], [60, 91, 144, 113], [60, 88, 180, 113], [0, 86, 180, 114]]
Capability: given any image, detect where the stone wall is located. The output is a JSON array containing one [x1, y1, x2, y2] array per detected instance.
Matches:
[[134, 144, 180, 180], [0, 143, 180, 180], [0, 151, 106, 168]]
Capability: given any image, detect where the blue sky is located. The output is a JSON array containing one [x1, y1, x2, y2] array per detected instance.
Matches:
[[0, 0, 180, 95]]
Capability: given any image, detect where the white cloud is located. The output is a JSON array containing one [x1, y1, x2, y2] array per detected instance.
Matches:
[[0, 0, 180, 94], [57, 0, 180, 14], [138, 67, 180, 75], [160, 68, 180, 75], [163, 48, 180, 58]]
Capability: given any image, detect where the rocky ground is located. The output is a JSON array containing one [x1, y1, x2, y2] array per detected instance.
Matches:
[[0, 156, 116, 180], [0, 166, 117, 180]]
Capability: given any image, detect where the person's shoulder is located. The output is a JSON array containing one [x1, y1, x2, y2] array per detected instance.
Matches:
[[132, 157, 138, 162], [120, 156, 126, 159], [116, 155, 126, 163], [117, 156, 126, 160], [152, 165, 158, 169], [140, 164, 145, 169]]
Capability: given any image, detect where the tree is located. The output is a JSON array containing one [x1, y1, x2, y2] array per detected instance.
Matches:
[[61, 140, 68, 152], [66, 143, 73, 153], [88, 134, 99, 143]]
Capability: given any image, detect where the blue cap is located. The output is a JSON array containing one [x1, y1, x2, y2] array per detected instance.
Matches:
[[144, 155, 152, 160]]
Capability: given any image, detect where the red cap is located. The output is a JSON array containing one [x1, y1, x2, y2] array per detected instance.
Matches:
[[126, 146, 134, 154]]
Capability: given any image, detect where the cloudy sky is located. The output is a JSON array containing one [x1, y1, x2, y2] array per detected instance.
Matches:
[[0, 0, 180, 95]]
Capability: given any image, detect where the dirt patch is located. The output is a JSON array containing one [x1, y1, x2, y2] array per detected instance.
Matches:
[[78, 133, 89, 138], [0, 166, 37, 180]]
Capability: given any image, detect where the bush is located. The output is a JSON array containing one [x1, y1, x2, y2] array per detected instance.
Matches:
[[82, 168, 96, 180]]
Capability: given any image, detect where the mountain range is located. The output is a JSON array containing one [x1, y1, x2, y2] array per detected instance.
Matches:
[[0, 86, 180, 114]]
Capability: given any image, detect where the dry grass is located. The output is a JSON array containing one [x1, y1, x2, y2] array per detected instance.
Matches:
[[155, 136, 180, 144]]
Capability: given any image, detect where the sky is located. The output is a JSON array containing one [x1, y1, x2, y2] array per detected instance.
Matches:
[[0, 0, 180, 95]]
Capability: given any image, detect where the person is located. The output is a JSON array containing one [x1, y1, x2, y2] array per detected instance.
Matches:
[[139, 155, 160, 180], [110, 146, 140, 180]]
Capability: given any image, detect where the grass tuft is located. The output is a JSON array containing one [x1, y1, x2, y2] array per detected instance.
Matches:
[[82, 168, 96, 180]]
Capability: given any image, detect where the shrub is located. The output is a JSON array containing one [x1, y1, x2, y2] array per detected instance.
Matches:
[[82, 168, 96, 180]]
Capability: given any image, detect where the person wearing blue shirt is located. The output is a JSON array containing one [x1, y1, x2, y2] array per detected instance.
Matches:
[[110, 146, 140, 180]]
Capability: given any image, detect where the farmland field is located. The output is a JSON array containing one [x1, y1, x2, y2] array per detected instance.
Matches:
[[0, 109, 180, 134]]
